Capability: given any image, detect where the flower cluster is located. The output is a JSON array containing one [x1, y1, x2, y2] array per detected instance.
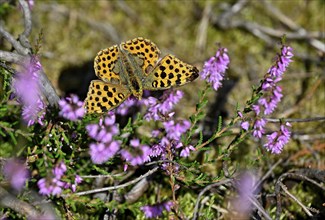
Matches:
[[86, 112, 121, 164], [249, 45, 294, 154], [252, 45, 293, 117], [120, 139, 151, 166], [12, 57, 46, 126], [200, 47, 230, 91], [264, 122, 291, 154], [59, 94, 85, 121], [37, 162, 82, 196], [3, 158, 29, 191], [144, 90, 183, 121], [150, 119, 194, 162], [140, 201, 173, 219]]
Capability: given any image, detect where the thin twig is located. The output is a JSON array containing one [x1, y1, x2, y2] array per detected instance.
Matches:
[[67, 166, 159, 197], [265, 117, 325, 123], [195, 1, 212, 54], [254, 159, 283, 192], [192, 179, 233, 220], [279, 182, 313, 217], [0, 26, 29, 55], [18, 0, 32, 45], [261, 0, 325, 53], [248, 196, 272, 220], [0, 186, 40, 218], [275, 171, 325, 219], [0, 51, 26, 64]]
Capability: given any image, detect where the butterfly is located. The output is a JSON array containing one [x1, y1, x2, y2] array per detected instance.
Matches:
[[84, 37, 199, 113]]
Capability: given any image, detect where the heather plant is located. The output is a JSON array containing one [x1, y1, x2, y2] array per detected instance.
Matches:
[[1, 1, 324, 220]]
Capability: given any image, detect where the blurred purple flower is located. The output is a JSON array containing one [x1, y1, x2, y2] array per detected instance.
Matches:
[[232, 172, 258, 217], [140, 201, 173, 219], [59, 94, 85, 121], [89, 141, 120, 164], [121, 139, 151, 166], [27, 0, 34, 10], [22, 99, 46, 126], [264, 122, 291, 154], [3, 158, 29, 191], [200, 47, 229, 91], [144, 90, 183, 121], [12, 58, 46, 126]]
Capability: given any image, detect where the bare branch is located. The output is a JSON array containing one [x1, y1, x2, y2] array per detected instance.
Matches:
[[18, 0, 32, 51], [18, 0, 32, 38], [265, 117, 325, 123], [0, 51, 26, 64], [248, 196, 272, 220], [192, 179, 233, 220], [66, 166, 159, 197], [275, 170, 325, 219], [0, 186, 40, 218], [278, 182, 313, 217], [0, 25, 29, 55], [212, 0, 325, 52], [37, 67, 60, 107], [261, 0, 325, 53], [195, 1, 212, 54]]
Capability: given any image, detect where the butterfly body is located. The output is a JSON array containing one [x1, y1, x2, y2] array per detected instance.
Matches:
[[85, 37, 199, 113]]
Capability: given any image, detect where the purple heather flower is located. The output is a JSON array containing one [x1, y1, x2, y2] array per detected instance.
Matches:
[[121, 139, 151, 166], [200, 47, 229, 91], [255, 45, 293, 116], [264, 122, 291, 154], [150, 142, 166, 158], [89, 141, 120, 164], [37, 162, 72, 196], [3, 158, 29, 191], [149, 119, 192, 160], [232, 172, 258, 216], [12, 58, 46, 126], [144, 90, 183, 121], [115, 97, 141, 115], [87, 112, 121, 164], [252, 118, 267, 139], [71, 175, 83, 192], [59, 94, 85, 121], [37, 177, 65, 196], [163, 120, 191, 141], [22, 99, 46, 126], [180, 145, 195, 157], [52, 161, 67, 179], [86, 113, 119, 143], [26, 0, 34, 10], [75, 175, 83, 184], [140, 201, 173, 219], [241, 121, 250, 131]]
